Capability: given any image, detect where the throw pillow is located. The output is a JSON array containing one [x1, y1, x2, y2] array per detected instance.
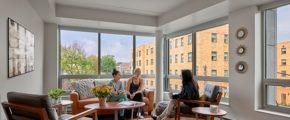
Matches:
[[71, 79, 95, 100]]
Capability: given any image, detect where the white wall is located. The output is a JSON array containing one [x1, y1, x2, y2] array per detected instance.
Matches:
[[43, 23, 58, 93], [0, 0, 44, 119], [227, 6, 288, 120]]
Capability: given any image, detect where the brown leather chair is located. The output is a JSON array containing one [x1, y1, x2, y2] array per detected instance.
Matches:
[[2, 92, 97, 120], [175, 84, 223, 120], [71, 89, 154, 115]]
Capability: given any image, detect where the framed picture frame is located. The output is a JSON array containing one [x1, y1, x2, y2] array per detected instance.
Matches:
[[235, 61, 247, 73], [237, 45, 246, 56], [8, 18, 35, 78], [236, 27, 248, 40]]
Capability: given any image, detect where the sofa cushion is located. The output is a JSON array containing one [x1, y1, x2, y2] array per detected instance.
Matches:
[[71, 79, 96, 100], [78, 98, 99, 108]]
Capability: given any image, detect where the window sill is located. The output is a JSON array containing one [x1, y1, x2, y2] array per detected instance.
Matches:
[[255, 109, 290, 118]]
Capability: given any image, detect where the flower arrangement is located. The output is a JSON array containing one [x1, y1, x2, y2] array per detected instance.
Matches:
[[92, 85, 113, 98]]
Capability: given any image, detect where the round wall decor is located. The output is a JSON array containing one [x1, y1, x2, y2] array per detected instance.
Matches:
[[235, 61, 247, 73], [236, 27, 248, 40], [237, 45, 246, 56]]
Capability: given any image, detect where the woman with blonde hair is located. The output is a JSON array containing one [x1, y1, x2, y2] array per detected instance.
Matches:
[[126, 68, 144, 118]]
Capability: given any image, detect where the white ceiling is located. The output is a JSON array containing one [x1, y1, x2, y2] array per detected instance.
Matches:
[[55, 0, 189, 16]]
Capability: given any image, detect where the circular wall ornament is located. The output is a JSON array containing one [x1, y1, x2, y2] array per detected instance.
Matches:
[[236, 27, 248, 40], [237, 45, 246, 56], [235, 61, 247, 73]]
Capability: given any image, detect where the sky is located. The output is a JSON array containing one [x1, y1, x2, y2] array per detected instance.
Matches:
[[277, 4, 290, 42], [61, 30, 155, 62]]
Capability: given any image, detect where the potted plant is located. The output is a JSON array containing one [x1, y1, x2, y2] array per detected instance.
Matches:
[[92, 85, 112, 106], [48, 88, 65, 104]]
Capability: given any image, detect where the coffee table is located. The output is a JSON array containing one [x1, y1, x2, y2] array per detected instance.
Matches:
[[192, 107, 227, 120], [85, 101, 145, 120]]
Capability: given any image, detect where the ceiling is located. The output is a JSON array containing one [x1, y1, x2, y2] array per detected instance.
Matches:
[[28, 0, 276, 34], [55, 0, 189, 16]]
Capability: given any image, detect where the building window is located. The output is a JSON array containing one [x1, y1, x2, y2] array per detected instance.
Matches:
[[146, 60, 148, 66], [281, 47, 286, 54], [188, 34, 192, 45], [211, 33, 217, 43], [211, 51, 217, 61], [188, 52, 192, 62], [180, 54, 184, 63], [175, 85, 178, 90], [175, 39, 178, 48], [151, 59, 154, 65], [139, 60, 141, 66], [281, 93, 287, 105], [224, 70, 229, 77], [151, 48, 154, 54], [139, 51, 141, 57], [281, 70, 286, 77], [151, 70, 153, 74], [224, 34, 229, 44], [180, 37, 184, 47], [169, 40, 172, 49], [146, 49, 149, 55], [169, 55, 172, 64], [211, 69, 217, 77], [224, 52, 228, 61], [175, 70, 178, 75], [150, 81, 154, 86], [175, 54, 178, 63], [281, 59, 286, 66]]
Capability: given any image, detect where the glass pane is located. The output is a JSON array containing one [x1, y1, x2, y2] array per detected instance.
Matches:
[[266, 4, 290, 79], [267, 85, 290, 108], [60, 30, 98, 75], [135, 36, 156, 75], [196, 24, 229, 77], [101, 33, 133, 75], [169, 33, 193, 75], [197, 80, 229, 103]]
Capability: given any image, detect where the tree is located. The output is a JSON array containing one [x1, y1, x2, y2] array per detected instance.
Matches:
[[101, 55, 116, 74]]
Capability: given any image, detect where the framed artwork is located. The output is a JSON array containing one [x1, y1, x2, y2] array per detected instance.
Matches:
[[8, 18, 35, 78], [236, 27, 248, 40]]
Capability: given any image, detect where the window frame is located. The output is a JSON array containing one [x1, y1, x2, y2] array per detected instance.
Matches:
[[58, 26, 156, 88]]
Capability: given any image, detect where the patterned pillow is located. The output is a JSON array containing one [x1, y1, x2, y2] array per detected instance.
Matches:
[[71, 79, 95, 100]]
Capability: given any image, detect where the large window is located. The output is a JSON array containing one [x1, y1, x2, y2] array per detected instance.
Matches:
[[263, 3, 290, 113], [60, 29, 155, 90]]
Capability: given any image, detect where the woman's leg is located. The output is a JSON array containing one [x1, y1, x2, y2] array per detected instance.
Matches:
[[118, 95, 127, 116], [132, 93, 144, 115], [157, 99, 176, 120]]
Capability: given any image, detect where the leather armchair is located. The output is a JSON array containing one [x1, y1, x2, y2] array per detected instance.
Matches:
[[71, 89, 155, 115]]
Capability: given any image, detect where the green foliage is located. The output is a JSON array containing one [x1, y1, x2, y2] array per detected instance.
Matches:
[[101, 55, 116, 74], [48, 88, 65, 100], [61, 43, 98, 74]]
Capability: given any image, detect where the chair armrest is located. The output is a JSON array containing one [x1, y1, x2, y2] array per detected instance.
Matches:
[[144, 89, 154, 111], [177, 99, 215, 107], [66, 108, 96, 120], [70, 91, 80, 114]]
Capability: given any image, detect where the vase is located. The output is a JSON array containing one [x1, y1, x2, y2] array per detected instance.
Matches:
[[51, 97, 61, 104], [99, 97, 106, 106]]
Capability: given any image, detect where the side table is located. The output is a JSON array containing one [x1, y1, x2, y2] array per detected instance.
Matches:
[[192, 107, 227, 120]]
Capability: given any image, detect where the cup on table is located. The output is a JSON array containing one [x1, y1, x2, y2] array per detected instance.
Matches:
[[210, 105, 219, 113]]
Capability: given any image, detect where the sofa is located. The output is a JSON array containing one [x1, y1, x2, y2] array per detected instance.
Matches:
[[70, 79, 155, 115]]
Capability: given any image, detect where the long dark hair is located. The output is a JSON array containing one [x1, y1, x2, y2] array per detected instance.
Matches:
[[112, 69, 120, 76], [181, 69, 199, 90]]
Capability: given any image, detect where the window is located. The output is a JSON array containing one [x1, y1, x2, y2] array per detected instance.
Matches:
[[175, 70, 178, 75], [188, 34, 192, 45], [175, 54, 178, 63], [224, 34, 229, 44], [169, 55, 172, 64], [175, 39, 178, 48], [224, 52, 229, 61], [151, 70, 153, 74], [169, 40, 172, 49], [180, 37, 184, 47], [281, 47, 286, 54], [150, 81, 154, 86], [281, 59, 286, 66], [151, 59, 154, 65], [139, 51, 141, 57], [175, 85, 178, 90], [263, 3, 290, 113], [281, 70, 286, 77], [211, 69, 217, 76], [211, 33, 217, 43], [146, 49, 149, 55], [211, 51, 217, 61], [151, 48, 154, 54], [188, 52, 192, 62], [146, 60, 148, 66], [180, 53, 184, 63], [224, 70, 229, 77]]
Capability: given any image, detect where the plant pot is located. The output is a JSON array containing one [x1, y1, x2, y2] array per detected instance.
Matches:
[[99, 97, 107, 106], [51, 97, 61, 104]]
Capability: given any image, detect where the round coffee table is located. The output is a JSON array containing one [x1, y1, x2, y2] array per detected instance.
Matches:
[[192, 107, 227, 120], [85, 101, 145, 120]]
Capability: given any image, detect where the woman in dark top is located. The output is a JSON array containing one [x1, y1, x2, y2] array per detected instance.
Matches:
[[126, 68, 144, 118], [152, 69, 199, 120]]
